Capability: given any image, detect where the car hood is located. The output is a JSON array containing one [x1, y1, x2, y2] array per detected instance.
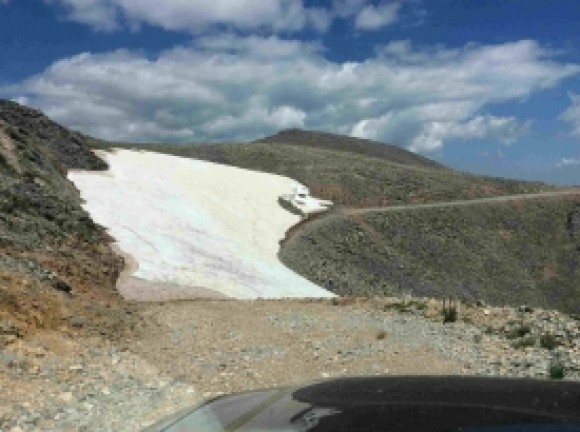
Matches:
[[144, 376, 580, 432]]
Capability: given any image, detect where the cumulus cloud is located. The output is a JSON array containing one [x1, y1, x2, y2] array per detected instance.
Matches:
[[355, 2, 400, 30], [48, 0, 119, 31], [556, 157, 580, 168], [49, 0, 337, 33], [4, 38, 579, 148], [408, 116, 532, 152], [47, 0, 410, 34], [561, 92, 580, 137]]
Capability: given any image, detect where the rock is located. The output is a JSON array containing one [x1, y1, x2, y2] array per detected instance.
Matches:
[[0, 320, 20, 336], [69, 316, 89, 328], [59, 392, 74, 403], [53, 279, 73, 294], [0, 350, 24, 368], [0, 334, 17, 346]]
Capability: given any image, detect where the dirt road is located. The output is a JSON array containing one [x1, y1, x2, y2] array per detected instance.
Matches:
[[345, 189, 580, 215], [281, 189, 580, 246]]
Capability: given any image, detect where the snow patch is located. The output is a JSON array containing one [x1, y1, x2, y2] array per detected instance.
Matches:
[[68, 149, 334, 300]]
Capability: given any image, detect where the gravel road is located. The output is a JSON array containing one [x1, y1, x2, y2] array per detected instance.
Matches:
[[2, 297, 579, 431]]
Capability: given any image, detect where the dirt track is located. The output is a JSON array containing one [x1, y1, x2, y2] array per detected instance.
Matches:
[[345, 189, 580, 215], [282, 189, 580, 246]]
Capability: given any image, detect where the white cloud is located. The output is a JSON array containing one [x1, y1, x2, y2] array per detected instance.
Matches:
[[556, 157, 580, 168], [355, 2, 400, 30], [48, 0, 119, 31], [5, 38, 579, 148], [561, 92, 580, 137], [49, 0, 336, 33], [48, 0, 408, 34], [409, 116, 531, 152]]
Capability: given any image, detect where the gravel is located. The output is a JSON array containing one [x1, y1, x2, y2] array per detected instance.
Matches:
[[1, 297, 579, 431]]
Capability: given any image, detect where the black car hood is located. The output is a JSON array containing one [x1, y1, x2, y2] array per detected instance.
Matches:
[[145, 376, 580, 431]]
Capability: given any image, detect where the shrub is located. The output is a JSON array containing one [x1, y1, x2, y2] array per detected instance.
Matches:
[[443, 305, 458, 323], [484, 326, 495, 335], [540, 334, 560, 350], [442, 297, 459, 324], [376, 330, 387, 340], [511, 335, 536, 349], [384, 300, 427, 314], [462, 316, 474, 325], [506, 324, 531, 340], [548, 360, 566, 380]]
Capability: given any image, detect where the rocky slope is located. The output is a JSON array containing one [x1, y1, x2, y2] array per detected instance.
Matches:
[[0, 100, 132, 345], [281, 196, 580, 313], [2, 297, 579, 431]]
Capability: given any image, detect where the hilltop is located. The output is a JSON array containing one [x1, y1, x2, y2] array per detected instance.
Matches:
[[92, 130, 555, 208], [254, 128, 446, 170]]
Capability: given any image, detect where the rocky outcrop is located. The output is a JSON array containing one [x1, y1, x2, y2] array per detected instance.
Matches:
[[0, 99, 124, 340], [0, 100, 106, 171]]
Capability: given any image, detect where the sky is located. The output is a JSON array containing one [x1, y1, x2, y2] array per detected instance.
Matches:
[[1, 1, 579, 185]]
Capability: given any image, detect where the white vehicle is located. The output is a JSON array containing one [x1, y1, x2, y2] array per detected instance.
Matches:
[[280, 183, 333, 216]]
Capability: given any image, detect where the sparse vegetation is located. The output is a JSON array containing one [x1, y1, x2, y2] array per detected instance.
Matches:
[[511, 335, 537, 349], [383, 299, 427, 314], [506, 324, 532, 340], [0, 100, 125, 336], [279, 198, 580, 314], [540, 333, 561, 350], [442, 306, 458, 323], [441, 298, 460, 323], [549, 360, 566, 379]]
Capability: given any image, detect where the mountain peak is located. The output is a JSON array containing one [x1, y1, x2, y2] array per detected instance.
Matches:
[[255, 128, 445, 170]]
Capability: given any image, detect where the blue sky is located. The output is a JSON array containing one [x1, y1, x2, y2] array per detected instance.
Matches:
[[1, 1, 579, 185]]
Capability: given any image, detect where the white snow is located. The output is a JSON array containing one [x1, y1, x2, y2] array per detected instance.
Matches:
[[68, 149, 334, 300]]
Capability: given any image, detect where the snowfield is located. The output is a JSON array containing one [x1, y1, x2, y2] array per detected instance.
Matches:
[[68, 149, 334, 300]]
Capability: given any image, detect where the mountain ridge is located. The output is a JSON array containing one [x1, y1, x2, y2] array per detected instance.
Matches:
[[254, 128, 446, 170]]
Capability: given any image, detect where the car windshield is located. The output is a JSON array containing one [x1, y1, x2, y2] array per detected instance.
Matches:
[[1, 1, 580, 431]]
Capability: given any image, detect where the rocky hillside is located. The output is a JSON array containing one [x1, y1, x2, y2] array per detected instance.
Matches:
[[280, 196, 580, 314], [92, 133, 555, 208], [0, 100, 132, 343]]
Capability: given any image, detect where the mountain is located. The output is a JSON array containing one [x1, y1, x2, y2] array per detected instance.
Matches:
[[3, 99, 577, 320], [93, 131, 555, 209], [0, 100, 130, 341], [254, 128, 446, 170], [90, 127, 580, 312]]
